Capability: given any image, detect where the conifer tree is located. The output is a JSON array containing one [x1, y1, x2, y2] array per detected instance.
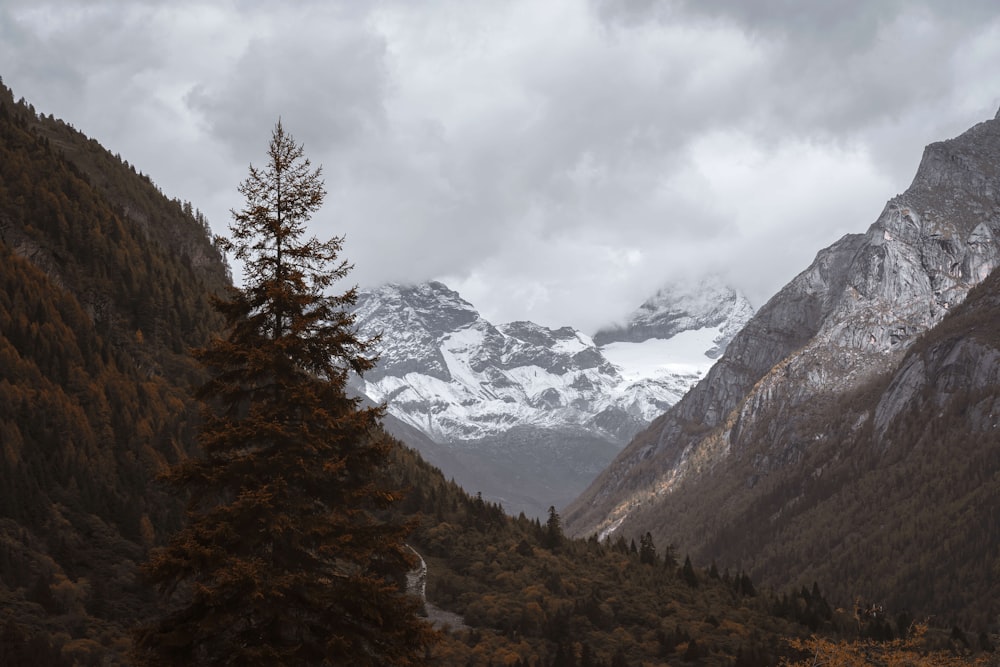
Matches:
[[133, 121, 436, 666], [544, 505, 564, 550], [638, 532, 657, 565], [681, 555, 698, 588]]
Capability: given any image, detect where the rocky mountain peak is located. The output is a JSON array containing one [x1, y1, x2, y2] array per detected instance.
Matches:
[[910, 113, 1000, 195], [355, 281, 480, 333], [353, 281, 485, 383]]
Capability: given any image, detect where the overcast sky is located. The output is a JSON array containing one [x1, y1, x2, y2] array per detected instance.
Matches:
[[3, 1, 1000, 333]]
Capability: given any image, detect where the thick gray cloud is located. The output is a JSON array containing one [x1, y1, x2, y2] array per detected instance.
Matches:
[[184, 5, 389, 160], [2, 0, 999, 333]]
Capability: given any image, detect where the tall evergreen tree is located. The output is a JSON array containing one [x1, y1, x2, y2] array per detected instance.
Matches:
[[544, 505, 564, 551], [681, 555, 698, 588], [638, 532, 657, 566], [132, 121, 436, 665]]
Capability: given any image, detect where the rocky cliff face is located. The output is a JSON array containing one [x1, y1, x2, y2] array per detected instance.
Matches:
[[351, 279, 753, 517], [564, 111, 1000, 545], [690, 269, 1000, 623], [561, 111, 1000, 621]]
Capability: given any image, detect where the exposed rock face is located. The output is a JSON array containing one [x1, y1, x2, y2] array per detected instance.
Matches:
[[352, 282, 477, 383], [564, 112, 1000, 544], [872, 332, 1000, 439], [689, 270, 1000, 622], [351, 279, 753, 517]]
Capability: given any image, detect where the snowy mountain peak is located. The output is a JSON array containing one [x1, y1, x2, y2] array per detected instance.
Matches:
[[352, 281, 485, 383], [593, 275, 754, 357], [354, 281, 480, 335], [352, 278, 754, 442]]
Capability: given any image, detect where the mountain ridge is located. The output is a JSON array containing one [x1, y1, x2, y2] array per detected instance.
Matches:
[[352, 277, 753, 516], [563, 108, 1000, 622]]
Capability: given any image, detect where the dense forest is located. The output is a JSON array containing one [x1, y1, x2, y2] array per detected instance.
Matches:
[[0, 80, 995, 665], [0, 79, 232, 664]]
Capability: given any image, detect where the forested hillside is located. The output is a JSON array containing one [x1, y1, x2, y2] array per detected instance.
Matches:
[[391, 442, 994, 665], [0, 81, 229, 664]]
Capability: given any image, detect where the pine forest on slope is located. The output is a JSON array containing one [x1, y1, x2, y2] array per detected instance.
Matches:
[[0, 82, 230, 664]]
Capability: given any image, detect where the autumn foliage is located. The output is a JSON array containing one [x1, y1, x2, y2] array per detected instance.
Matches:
[[782, 623, 990, 667]]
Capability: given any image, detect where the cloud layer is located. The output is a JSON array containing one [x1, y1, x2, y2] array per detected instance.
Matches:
[[3, 0, 999, 332]]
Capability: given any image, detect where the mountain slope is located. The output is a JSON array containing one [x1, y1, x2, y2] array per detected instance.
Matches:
[[0, 83, 229, 664], [565, 109, 1000, 623]]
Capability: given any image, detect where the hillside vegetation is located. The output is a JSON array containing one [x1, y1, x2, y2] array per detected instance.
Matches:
[[0, 82, 228, 664]]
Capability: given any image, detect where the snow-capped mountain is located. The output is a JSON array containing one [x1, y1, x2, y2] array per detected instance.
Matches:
[[353, 279, 754, 444], [350, 279, 753, 517], [595, 277, 756, 358]]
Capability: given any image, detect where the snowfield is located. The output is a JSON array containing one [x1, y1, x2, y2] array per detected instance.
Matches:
[[601, 325, 723, 381]]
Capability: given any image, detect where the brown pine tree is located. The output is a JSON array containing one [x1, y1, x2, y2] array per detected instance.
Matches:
[[132, 121, 437, 665]]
